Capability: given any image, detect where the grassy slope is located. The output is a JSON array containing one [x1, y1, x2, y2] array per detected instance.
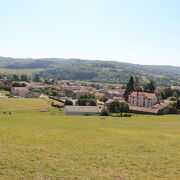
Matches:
[[0, 98, 51, 111], [0, 111, 179, 180]]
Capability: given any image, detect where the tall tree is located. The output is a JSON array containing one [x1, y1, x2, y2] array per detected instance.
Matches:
[[135, 77, 140, 87], [134, 77, 142, 92], [34, 74, 40, 82], [13, 74, 19, 81], [144, 80, 156, 93], [176, 98, 180, 110], [20, 74, 28, 82], [124, 76, 134, 101]]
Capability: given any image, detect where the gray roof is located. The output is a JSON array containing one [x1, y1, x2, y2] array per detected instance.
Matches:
[[65, 106, 99, 113]]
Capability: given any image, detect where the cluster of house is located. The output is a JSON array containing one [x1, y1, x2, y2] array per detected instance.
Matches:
[[1, 78, 176, 115], [65, 91, 172, 115], [10, 80, 124, 99]]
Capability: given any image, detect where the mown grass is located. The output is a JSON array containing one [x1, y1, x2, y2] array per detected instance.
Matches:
[[0, 108, 179, 180]]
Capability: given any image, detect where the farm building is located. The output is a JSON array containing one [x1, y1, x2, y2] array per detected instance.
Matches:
[[129, 101, 171, 115], [65, 106, 99, 115], [11, 87, 40, 98], [129, 92, 158, 108]]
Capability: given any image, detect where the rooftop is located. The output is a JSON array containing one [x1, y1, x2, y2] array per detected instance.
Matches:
[[65, 106, 99, 113], [130, 92, 156, 99]]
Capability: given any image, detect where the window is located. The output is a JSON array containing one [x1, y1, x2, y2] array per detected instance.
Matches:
[[132, 100, 134, 106]]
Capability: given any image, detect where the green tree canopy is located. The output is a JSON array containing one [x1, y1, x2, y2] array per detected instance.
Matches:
[[108, 100, 129, 116]]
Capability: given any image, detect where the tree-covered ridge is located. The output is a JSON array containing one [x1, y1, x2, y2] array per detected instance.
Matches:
[[0, 57, 180, 86]]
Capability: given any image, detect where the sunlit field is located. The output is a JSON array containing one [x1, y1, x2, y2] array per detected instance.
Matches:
[[0, 99, 179, 180], [0, 98, 52, 112]]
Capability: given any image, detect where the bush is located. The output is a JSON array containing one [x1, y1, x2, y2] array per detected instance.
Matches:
[[100, 109, 109, 116], [99, 95, 108, 103], [11, 82, 26, 87], [64, 99, 73, 106], [84, 113, 90, 116], [169, 107, 178, 114], [51, 101, 63, 108], [77, 99, 96, 106], [168, 97, 178, 101], [124, 114, 131, 117]]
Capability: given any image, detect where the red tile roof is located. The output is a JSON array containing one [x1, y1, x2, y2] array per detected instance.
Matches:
[[152, 102, 170, 110], [130, 92, 156, 99]]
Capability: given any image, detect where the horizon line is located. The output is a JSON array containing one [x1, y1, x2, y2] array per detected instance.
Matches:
[[0, 55, 179, 67]]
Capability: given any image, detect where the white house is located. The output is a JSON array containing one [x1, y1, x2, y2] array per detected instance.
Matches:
[[129, 92, 158, 108]]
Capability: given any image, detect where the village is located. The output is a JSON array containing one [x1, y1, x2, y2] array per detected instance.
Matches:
[[0, 74, 180, 116]]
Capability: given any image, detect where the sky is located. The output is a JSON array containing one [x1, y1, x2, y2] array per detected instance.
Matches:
[[0, 0, 180, 66]]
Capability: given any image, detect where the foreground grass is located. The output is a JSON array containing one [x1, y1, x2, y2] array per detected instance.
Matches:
[[0, 111, 180, 180]]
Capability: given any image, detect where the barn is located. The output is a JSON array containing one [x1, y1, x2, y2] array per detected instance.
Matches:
[[65, 106, 99, 115]]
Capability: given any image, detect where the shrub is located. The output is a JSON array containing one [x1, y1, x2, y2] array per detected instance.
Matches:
[[168, 97, 178, 101], [169, 107, 178, 114], [64, 99, 73, 106], [124, 114, 131, 117], [100, 109, 109, 116]]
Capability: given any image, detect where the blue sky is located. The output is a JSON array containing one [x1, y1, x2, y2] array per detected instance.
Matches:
[[0, 0, 180, 66]]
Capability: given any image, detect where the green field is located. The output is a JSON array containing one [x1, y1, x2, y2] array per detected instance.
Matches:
[[0, 98, 52, 111], [0, 68, 44, 75], [0, 98, 180, 179]]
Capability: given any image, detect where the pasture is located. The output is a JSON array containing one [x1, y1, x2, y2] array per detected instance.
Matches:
[[0, 98, 180, 179], [0, 98, 51, 111]]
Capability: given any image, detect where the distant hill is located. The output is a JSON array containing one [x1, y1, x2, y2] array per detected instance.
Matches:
[[0, 56, 180, 86]]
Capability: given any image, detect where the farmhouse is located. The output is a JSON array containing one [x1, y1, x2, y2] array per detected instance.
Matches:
[[129, 101, 171, 115], [65, 106, 99, 115], [11, 87, 40, 98], [152, 101, 172, 115], [11, 87, 29, 97], [105, 90, 125, 99], [129, 92, 158, 108]]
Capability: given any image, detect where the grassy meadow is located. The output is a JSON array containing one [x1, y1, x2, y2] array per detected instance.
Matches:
[[0, 98, 180, 179], [0, 98, 52, 112]]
